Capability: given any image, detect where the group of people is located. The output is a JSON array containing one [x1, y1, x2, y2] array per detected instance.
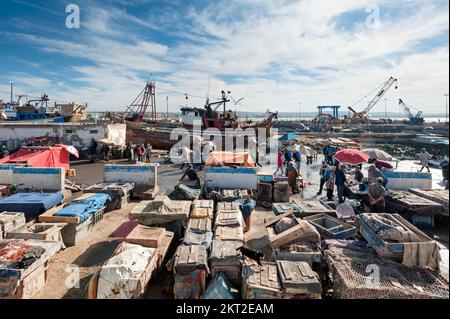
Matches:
[[125, 142, 152, 163], [89, 138, 111, 162], [317, 156, 389, 213]]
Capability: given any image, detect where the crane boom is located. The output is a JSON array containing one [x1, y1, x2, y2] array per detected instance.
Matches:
[[362, 76, 398, 115], [398, 98, 424, 125]]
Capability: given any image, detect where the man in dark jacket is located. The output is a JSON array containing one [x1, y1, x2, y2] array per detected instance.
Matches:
[[335, 164, 347, 203]]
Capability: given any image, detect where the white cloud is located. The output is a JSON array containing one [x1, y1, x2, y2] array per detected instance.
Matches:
[[3, 0, 449, 114]]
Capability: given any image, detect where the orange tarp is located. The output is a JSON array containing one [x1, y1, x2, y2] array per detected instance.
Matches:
[[205, 151, 255, 167]]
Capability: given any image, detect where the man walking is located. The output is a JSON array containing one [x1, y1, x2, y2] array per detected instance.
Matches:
[[317, 161, 329, 195], [419, 148, 431, 172]]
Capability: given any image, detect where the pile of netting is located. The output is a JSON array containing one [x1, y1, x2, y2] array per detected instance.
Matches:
[[324, 241, 449, 299]]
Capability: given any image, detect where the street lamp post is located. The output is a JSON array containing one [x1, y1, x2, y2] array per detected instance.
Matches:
[[9, 81, 14, 103], [445, 94, 448, 122]]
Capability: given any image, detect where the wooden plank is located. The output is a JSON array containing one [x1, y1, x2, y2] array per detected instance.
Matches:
[[38, 205, 80, 224]]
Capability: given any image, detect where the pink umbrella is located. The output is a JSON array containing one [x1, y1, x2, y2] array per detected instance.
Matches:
[[335, 149, 369, 165]]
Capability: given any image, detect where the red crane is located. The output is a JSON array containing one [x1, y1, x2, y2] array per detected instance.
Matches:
[[123, 82, 156, 123]]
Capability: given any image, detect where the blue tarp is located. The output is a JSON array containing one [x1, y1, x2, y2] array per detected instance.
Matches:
[[204, 272, 238, 299], [0, 192, 64, 218], [54, 193, 111, 223], [279, 133, 301, 141]]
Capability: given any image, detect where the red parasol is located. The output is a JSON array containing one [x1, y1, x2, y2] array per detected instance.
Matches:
[[335, 149, 369, 165]]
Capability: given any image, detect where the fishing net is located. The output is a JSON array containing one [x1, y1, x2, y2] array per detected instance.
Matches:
[[325, 243, 449, 299]]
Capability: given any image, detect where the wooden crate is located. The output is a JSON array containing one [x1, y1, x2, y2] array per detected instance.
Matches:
[[124, 225, 165, 248], [265, 212, 305, 249], [356, 213, 436, 262], [386, 191, 444, 228], [241, 260, 283, 299], [6, 223, 65, 242], [257, 181, 273, 203], [291, 197, 336, 217], [304, 213, 357, 239], [60, 208, 106, 247], [174, 269, 206, 299], [272, 202, 301, 217], [129, 198, 191, 226], [10, 263, 48, 299], [408, 189, 449, 216], [191, 200, 214, 219], [187, 218, 212, 233], [87, 242, 159, 299], [0, 239, 62, 299], [216, 202, 240, 212], [0, 212, 26, 239], [276, 260, 322, 297], [214, 226, 244, 242], [273, 182, 289, 203], [210, 240, 242, 286], [214, 210, 244, 229]]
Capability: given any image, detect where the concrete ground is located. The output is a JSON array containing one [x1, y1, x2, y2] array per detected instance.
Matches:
[[33, 154, 448, 298]]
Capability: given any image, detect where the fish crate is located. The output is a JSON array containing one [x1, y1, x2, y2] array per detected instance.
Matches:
[[291, 197, 336, 217], [241, 260, 283, 299], [39, 203, 106, 247], [220, 189, 254, 202], [257, 181, 273, 204], [6, 223, 64, 242], [129, 197, 191, 236], [86, 242, 159, 299], [191, 200, 214, 220], [265, 212, 316, 249], [0, 239, 62, 299], [214, 226, 244, 242], [276, 260, 322, 298], [187, 218, 212, 233], [209, 240, 243, 286], [0, 212, 26, 239], [174, 269, 207, 299], [172, 245, 209, 299], [205, 272, 238, 299], [84, 182, 134, 211], [216, 201, 241, 212], [0, 262, 48, 299], [304, 213, 357, 240], [408, 188, 449, 216], [356, 213, 436, 262], [214, 210, 244, 229], [273, 181, 289, 203], [385, 191, 445, 228], [124, 225, 166, 248], [272, 202, 301, 217], [271, 248, 322, 270]]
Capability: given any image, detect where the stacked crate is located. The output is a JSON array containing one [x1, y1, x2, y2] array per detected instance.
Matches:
[[241, 259, 322, 299], [209, 201, 245, 287], [172, 200, 214, 299]]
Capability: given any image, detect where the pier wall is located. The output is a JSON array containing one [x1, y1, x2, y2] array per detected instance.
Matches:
[[385, 171, 432, 190], [0, 122, 126, 151], [104, 164, 158, 189], [0, 167, 65, 191], [203, 166, 258, 189]]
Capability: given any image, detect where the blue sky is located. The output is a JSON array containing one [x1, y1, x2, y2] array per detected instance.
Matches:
[[0, 0, 448, 114]]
